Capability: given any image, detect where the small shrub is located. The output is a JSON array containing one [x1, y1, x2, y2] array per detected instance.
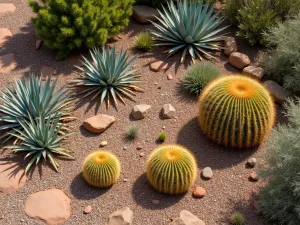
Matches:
[[158, 132, 167, 142], [126, 125, 139, 140], [29, 0, 134, 60], [82, 150, 120, 188], [134, 31, 153, 51], [4, 116, 73, 172], [182, 61, 221, 96], [151, 0, 227, 63], [198, 75, 275, 148], [72, 47, 142, 108], [259, 99, 300, 224], [261, 14, 300, 95], [230, 212, 245, 225], [146, 144, 197, 195], [224, 0, 300, 45]]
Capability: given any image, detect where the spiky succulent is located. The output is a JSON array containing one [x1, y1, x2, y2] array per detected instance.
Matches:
[[146, 144, 197, 195], [151, 0, 228, 63], [72, 47, 142, 108], [198, 75, 275, 148], [3, 115, 73, 172], [82, 150, 121, 188], [0, 75, 74, 142]]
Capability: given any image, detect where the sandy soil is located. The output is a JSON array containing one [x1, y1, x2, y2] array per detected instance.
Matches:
[[0, 0, 281, 224]]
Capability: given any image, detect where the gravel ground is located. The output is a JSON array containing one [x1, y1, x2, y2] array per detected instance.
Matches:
[[0, 0, 281, 224]]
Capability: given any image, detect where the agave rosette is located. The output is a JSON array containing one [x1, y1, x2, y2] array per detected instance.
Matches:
[[4, 115, 73, 172], [0, 75, 75, 142], [151, 0, 228, 63], [72, 47, 142, 108]]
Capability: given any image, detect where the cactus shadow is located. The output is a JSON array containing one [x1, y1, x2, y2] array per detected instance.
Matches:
[[132, 173, 185, 209], [70, 173, 111, 200], [176, 117, 259, 170]]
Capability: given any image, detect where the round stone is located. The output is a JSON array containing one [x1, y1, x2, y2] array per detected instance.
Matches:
[[139, 152, 145, 157], [201, 167, 213, 180], [24, 189, 71, 225], [249, 172, 259, 182], [100, 141, 108, 147], [152, 199, 160, 205], [247, 158, 257, 168], [167, 74, 173, 80], [84, 205, 92, 214], [193, 187, 206, 198], [136, 146, 143, 150], [0, 162, 26, 193]]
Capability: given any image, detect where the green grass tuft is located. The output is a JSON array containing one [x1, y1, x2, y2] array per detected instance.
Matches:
[[134, 31, 153, 51], [182, 61, 221, 96], [126, 125, 139, 140], [230, 212, 245, 225]]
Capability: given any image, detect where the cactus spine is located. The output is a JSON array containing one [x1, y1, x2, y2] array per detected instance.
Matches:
[[146, 144, 197, 195], [198, 75, 275, 148], [82, 150, 120, 188]]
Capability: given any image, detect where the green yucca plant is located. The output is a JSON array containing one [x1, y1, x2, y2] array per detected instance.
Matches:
[[72, 47, 142, 108], [198, 75, 275, 148], [82, 150, 120, 188], [146, 144, 197, 195], [0, 75, 74, 142], [3, 115, 73, 172], [151, 0, 228, 63], [134, 31, 153, 51]]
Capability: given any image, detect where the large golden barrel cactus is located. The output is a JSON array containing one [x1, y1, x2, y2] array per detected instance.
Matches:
[[82, 150, 120, 188], [146, 144, 197, 195], [198, 75, 275, 148]]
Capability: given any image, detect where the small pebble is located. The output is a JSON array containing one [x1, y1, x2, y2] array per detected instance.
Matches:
[[20, 219, 25, 222], [139, 152, 145, 157], [201, 167, 213, 180], [247, 158, 257, 168], [167, 74, 173, 80], [155, 82, 158, 85], [158, 86, 161, 89], [84, 205, 92, 214], [249, 172, 259, 182], [123, 146, 128, 150], [0, 216, 4, 220], [100, 141, 108, 147], [136, 146, 143, 150], [152, 199, 160, 205], [193, 187, 206, 198], [162, 126, 166, 130], [123, 178, 129, 182]]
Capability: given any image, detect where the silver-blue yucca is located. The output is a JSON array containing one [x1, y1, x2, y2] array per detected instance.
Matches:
[[151, 0, 228, 63], [0, 75, 74, 142], [4, 115, 73, 172], [72, 47, 142, 108]]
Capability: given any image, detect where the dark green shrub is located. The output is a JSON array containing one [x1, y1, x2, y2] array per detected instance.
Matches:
[[261, 14, 300, 95], [259, 99, 300, 224], [29, 0, 134, 60], [158, 132, 167, 142], [182, 61, 221, 96], [230, 212, 245, 225], [224, 0, 300, 45]]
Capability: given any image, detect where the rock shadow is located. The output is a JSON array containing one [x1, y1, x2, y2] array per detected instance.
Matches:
[[132, 173, 184, 209], [70, 173, 111, 200], [176, 117, 258, 170]]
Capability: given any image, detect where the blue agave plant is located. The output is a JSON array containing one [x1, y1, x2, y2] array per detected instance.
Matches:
[[151, 0, 228, 63], [72, 47, 142, 108]]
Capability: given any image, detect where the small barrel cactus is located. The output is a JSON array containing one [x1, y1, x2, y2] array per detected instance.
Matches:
[[198, 75, 275, 148], [82, 150, 120, 188], [146, 144, 197, 195]]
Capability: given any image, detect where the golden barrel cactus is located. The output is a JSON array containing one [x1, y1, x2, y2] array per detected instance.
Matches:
[[198, 75, 275, 148], [146, 144, 197, 195], [82, 150, 120, 188]]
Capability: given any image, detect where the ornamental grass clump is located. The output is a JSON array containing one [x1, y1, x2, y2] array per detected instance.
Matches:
[[151, 0, 228, 63], [198, 75, 275, 148], [259, 99, 300, 225], [72, 47, 142, 108], [29, 0, 134, 60], [146, 144, 197, 195], [125, 125, 139, 140], [82, 150, 120, 188], [134, 31, 153, 51], [0, 75, 74, 142], [230, 212, 245, 225], [182, 61, 221, 96], [4, 116, 73, 172]]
